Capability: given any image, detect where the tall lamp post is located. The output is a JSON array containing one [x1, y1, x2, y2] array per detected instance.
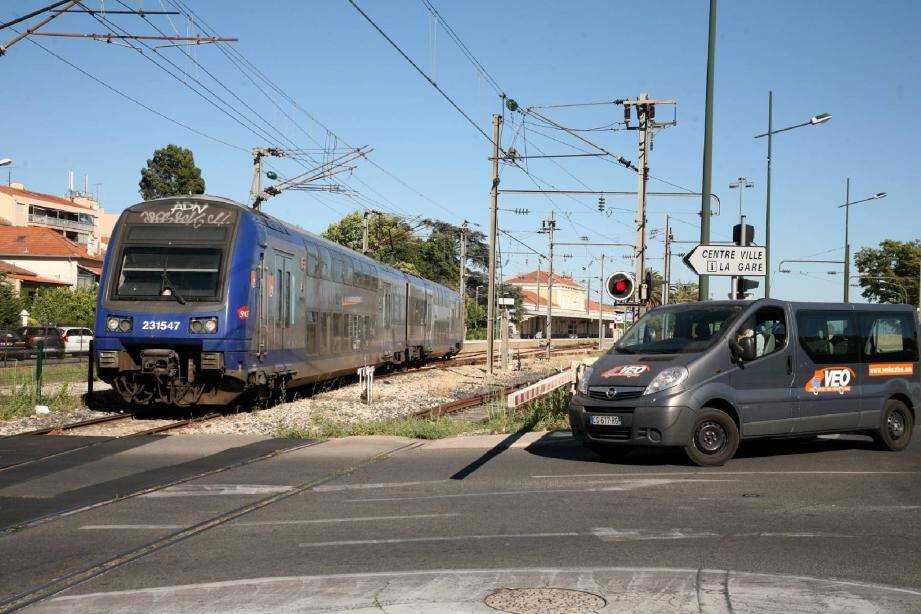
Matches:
[[839, 178, 886, 302], [754, 93, 831, 298], [0, 158, 11, 185]]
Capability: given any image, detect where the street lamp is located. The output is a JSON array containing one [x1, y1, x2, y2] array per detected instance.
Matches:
[[754, 92, 831, 298], [839, 179, 887, 302], [0, 158, 11, 186]]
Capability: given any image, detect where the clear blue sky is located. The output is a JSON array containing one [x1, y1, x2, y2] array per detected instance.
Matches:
[[3, 0, 919, 303]]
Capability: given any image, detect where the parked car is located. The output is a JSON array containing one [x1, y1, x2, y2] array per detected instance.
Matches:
[[18, 326, 65, 358], [0, 330, 29, 361], [59, 327, 94, 355]]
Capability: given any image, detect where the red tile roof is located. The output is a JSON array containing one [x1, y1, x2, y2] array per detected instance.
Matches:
[[586, 298, 619, 313], [505, 270, 583, 289], [0, 226, 102, 262], [0, 185, 92, 209], [8, 273, 70, 286], [519, 289, 559, 308], [0, 261, 38, 277]]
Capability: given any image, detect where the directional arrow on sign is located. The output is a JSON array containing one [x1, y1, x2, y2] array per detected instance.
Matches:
[[682, 244, 767, 277]]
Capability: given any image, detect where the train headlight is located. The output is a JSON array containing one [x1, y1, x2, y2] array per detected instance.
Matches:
[[106, 317, 120, 332], [189, 317, 218, 334], [117, 317, 132, 332]]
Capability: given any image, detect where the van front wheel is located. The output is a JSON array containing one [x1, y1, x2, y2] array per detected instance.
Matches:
[[873, 399, 913, 452], [684, 408, 739, 467]]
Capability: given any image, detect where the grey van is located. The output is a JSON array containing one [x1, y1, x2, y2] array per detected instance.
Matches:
[[570, 299, 919, 466]]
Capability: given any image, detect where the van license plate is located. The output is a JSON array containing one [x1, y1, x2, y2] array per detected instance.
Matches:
[[589, 415, 622, 426]]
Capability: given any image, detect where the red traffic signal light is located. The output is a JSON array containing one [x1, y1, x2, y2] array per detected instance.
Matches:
[[605, 272, 635, 301]]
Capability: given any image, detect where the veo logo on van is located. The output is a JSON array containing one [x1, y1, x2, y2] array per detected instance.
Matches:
[[805, 367, 855, 395], [601, 364, 649, 378]]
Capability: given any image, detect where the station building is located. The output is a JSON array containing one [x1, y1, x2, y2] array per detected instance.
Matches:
[[0, 179, 112, 296], [505, 270, 625, 339]]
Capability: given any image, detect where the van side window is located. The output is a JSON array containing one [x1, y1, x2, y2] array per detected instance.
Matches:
[[796, 311, 859, 364], [860, 312, 918, 363], [740, 306, 786, 358]]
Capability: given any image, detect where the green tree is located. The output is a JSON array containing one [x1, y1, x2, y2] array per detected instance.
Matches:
[[30, 286, 97, 327], [670, 281, 700, 303], [854, 239, 921, 305], [139, 144, 206, 200], [0, 277, 25, 328]]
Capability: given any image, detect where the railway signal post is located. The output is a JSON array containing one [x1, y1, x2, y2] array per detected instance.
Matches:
[[486, 114, 502, 375]]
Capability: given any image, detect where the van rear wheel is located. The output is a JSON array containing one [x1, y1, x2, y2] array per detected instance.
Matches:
[[684, 408, 739, 467], [873, 399, 913, 452]]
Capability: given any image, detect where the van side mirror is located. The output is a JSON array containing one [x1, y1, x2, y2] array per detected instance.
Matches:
[[729, 329, 757, 363]]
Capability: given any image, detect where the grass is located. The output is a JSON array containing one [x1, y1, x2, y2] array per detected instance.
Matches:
[[281, 387, 572, 441], [0, 383, 84, 421], [0, 361, 87, 387]]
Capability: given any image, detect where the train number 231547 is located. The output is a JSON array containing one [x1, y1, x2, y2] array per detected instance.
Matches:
[[141, 320, 181, 331]]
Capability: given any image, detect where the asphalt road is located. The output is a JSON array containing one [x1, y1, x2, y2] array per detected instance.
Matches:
[[0, 428, 919, 612]]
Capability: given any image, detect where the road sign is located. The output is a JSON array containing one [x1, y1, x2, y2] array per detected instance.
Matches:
[[497, 298, 515, 306], [682, 244, 766, 277]]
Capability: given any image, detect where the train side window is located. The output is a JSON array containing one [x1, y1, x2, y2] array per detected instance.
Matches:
[[303, 242, 318, 277], [305, 311, 317, 354], [317, 246, 331, 280], [276, 269, 283, 324], [286, 271, 295, 327], [331, 253, 343, 284]]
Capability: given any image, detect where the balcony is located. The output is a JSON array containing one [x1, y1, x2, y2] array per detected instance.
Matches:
[[28, 213, 94, 232]]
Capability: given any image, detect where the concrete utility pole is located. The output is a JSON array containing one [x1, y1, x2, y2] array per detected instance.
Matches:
[[622, 93, 676, 310], [458, 221, 468, 334], [541, 210, 557, 360], [598, 253, 605, 347], [699, 0, 718, 301], [663, 214, 671, 305], [486, 114, 502, 375]]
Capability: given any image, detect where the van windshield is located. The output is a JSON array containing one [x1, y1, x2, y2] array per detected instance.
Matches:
[[615, 305, 743, 354]]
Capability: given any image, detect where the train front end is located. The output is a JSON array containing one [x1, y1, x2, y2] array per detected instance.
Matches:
[[94, 196, 253, 406]]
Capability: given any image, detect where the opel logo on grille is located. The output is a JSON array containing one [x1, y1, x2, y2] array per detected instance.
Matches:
[[605, 387, 618, 399]]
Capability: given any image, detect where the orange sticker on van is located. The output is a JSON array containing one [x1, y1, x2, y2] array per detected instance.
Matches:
[[601, 364, 649, 378], [868, 363, 914, 377], [805, 367, 855, 395]]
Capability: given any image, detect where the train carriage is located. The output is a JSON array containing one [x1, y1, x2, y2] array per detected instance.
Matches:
[[94, 195, 464, 406]]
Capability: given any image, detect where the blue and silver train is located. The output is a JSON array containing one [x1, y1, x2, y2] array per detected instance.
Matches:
[[93, 195, 464, 406]]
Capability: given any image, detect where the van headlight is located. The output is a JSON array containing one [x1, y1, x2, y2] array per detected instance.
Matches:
[[577, 365, 593, 395], [643, 366, 689, 396]]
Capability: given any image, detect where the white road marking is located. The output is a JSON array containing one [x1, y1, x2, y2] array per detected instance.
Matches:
[[346, 478, 736, 503], [591, 528, 720, 541], [140, 484, 293, 498], [79, 525, 185, 531], [299, 532, 579, 548], [79, 513, 461, 531], [311, 480, 446, 492], [592, 528, 856, 541], [237, 513, 461, 526], [531, 471, 917, 479]]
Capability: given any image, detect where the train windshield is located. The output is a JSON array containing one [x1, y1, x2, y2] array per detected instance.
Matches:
[[115, 246, 223, 300]]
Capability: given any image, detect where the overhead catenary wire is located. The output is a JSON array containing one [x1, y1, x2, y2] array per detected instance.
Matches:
[[9, 25, 247, 152], [167, 0, 461, 222]]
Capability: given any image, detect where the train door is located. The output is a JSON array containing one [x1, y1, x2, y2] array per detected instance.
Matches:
[[271, 251, 296, 356]]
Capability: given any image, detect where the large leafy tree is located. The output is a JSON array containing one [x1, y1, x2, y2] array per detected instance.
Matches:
[[139, 144, 206, 200], [30, 286, 97, 327], [0, 277, 26, 328], [854, 239, 921, 305], [669, 281, 700, 303]]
